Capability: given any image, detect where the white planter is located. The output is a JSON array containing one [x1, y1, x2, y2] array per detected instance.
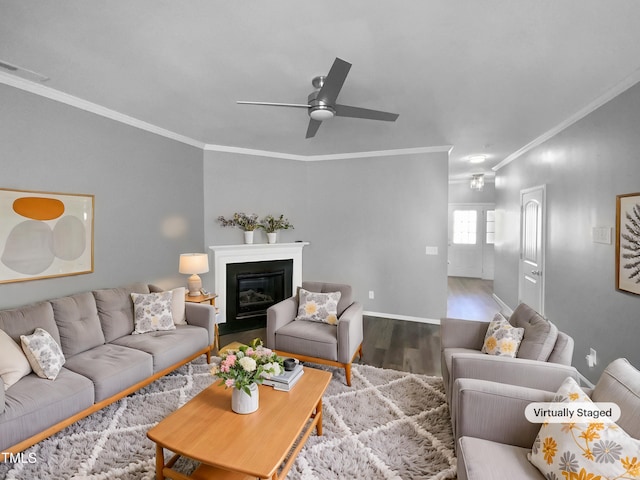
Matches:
[[243, 230, 254, 244], [267, 232, 277, 244], [231, 383, 259, 414]]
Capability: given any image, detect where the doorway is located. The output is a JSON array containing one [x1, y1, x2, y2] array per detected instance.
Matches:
[[447, 203, 495, 279], [518, 185, 546, 314]]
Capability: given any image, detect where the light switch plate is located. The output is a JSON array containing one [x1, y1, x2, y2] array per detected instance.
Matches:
[[592, 226, 612, 244], [425, 246, 438, 255]]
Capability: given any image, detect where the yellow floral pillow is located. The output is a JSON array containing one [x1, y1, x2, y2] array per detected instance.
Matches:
[[481, 313, 524, 357], [295, 288, 341, 325], [528, 376, 640, 479]]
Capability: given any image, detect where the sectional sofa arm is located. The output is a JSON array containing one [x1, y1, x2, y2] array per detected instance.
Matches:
[[185, 303, 216, 346], [440, 317, 489, 351], [337, 301, 364, 364], [0, 377, 4, 414], [266, 296, 298, 349], [450, 352, 579, 392], [453, 377, 556, 448]]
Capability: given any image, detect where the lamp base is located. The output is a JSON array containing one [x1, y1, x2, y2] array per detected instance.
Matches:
[[187, 274, 202, 297]]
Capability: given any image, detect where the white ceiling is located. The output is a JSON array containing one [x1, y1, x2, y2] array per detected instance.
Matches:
[[2, 1, 640, 180]]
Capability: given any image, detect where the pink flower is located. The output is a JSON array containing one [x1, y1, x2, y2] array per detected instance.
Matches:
[[225, 379, 235, 388], [246, 348, 254, 356]]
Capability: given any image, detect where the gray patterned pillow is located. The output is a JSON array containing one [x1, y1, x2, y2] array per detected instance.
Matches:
[[20, 328, 66, 380], [130, 291, 176, 334], [295, 288, 342, 325], [481, 313, 525, 357]]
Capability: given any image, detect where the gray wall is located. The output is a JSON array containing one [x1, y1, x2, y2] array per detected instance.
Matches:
[[203, 151, 449, 320], [0, 85, 205, 308], [494, 81, 640, 381]]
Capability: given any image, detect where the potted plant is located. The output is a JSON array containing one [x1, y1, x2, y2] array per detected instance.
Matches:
[[217, 212, 259, 244], [259, 214, 294, 244], [210, 338, 283, 414]]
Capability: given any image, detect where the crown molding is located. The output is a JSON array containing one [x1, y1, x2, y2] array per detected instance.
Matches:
[[203, 143, 453, 161], [1, 72, 451, 162], [0, 72, 206, 149], [494, 67, 640, 172]]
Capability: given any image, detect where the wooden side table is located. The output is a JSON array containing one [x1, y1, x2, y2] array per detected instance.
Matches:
[[184, 293, 219, 353]]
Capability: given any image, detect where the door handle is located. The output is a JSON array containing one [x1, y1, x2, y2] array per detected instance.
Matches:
[[531, 270, 542, 276]]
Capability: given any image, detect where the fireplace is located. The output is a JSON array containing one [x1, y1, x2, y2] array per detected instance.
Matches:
[[222, 259, 293, 334]]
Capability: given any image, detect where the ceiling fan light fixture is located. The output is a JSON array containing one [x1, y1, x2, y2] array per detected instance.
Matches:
[[470, 173, 485, 191], [309, 106, 335, 121]]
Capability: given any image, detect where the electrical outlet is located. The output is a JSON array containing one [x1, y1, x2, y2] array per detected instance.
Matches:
[[368, 290, 375, 300], [586, 348, 597, 368]]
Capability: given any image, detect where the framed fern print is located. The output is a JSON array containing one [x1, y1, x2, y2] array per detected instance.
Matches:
[[616, 192, 640, 294]]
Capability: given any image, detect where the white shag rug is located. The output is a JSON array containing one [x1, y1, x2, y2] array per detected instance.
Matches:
[[0, 358, 456, 480]]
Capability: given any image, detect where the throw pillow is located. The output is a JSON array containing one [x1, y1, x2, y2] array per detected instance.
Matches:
[[0, 329, 32, 389], [529, 376, 640, 479], [20, 328, 66, 380], [295, 288, 342, 325], [130, 291, 176, 334], [481, 313, 525, 357], [170, 287, 187, 325]]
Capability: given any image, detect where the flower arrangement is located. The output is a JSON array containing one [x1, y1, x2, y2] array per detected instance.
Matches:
[[210, 338, 283, 395], [217, 212, 259, 231], [259, 214, 294, 233]]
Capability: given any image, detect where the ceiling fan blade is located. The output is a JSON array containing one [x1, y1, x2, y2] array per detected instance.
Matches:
[[316, 58, 352, 105], [334, 104, 399, 122], [237, 101, 310, 108], [306, 119, 322, 138]]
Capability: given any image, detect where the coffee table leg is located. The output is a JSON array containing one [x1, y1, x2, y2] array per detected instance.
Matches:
[[155, 444, 165, 480], [316, 398, 323, 436]]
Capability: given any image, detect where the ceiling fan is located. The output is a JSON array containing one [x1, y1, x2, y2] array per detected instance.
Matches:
[[237, 57, 399, 138]]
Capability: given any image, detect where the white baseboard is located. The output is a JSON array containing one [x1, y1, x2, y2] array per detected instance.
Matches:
[[363, 311, 441, 325]]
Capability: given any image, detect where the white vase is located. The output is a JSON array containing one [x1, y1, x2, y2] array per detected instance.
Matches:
[[267, 232, 277, 244], [231, 383, 259, 414], [243, 230, 254, 244]]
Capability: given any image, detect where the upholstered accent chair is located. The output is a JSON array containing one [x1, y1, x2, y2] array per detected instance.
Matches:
[[266, 281, 363, 386]]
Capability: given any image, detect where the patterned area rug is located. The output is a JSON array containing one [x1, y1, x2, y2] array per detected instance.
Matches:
[[0, 358, 456, 480]]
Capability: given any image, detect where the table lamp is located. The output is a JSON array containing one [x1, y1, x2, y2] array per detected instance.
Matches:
[[179, 253, 209, 296]]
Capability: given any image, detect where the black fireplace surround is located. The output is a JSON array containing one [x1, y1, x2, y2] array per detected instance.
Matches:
[[221, 259, 293, 335]]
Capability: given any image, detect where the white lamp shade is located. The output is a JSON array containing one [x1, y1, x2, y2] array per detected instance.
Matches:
[[179, 253, 209, 274]]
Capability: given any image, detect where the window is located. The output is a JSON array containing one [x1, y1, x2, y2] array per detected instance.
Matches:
[[453, 210, 477, 244], [486, 210, 495, 245]]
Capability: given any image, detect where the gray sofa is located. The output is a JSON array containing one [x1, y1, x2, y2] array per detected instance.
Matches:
[[455, 358, 640, 479], [0, 282, 216, 454]]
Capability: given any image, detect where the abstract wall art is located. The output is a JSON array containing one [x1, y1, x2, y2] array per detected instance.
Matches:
[[0, 188, 94, 284], [616, 192, 640, 295]]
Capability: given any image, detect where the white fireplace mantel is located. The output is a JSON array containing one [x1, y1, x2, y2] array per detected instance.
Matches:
[[209, 242, 309, 324]]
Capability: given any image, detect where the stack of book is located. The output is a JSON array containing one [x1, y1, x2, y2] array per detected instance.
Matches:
[[263, 364, 304, 391]]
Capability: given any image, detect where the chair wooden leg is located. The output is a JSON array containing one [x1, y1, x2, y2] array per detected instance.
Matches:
[[345, 363, 352, 386], [358, 344, 363, 359]]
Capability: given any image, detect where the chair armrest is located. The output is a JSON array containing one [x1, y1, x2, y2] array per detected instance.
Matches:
[[450, 353, 579, 392], [266, 297, 298, 349], [453, 378, 555, 448], [440, 317, 489, 351], [337, 301, 364, 364], [185, 303, 216, 346], [0, 377, 5, 414]]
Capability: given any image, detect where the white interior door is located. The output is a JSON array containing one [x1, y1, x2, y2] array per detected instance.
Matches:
[[519, 186, 546, 314], [448, 204, 495, 279]]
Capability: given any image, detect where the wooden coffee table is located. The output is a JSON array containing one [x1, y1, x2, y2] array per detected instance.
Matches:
[[147, 367, 332, 480]]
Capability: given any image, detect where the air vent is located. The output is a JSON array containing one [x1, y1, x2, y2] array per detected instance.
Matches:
[[0, 59, 49, 82]]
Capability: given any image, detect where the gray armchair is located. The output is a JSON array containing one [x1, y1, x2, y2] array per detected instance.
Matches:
[[266, 281, 363, 386]]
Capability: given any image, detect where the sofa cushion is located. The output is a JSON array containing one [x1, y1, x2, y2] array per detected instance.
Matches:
[[458, 436, 543, 480], [0, 368, 94, 453], [295, 288, 341, 325], [111, 324, 208, 373], [131, 291, 176, 334], [509, 303, 558, 361], [591, 358, 640, 439], [0, 329, 31, 390], [275, 320, 338, 361], [93, 283, 150, 342], [63, 343, 153, 402], [0, 301, 61, 346], [170, 287, 187, 325], [20, 328, 66, 380], [529, 375, 640, 479], [50, 292, 105, 357], [481, 313, 524, 358]]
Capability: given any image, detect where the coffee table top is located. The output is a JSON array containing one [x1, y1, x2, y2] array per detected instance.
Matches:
[[148, 366, 332, 479]]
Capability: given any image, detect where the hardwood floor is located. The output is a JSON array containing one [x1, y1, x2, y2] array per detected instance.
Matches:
[[218, 277, 497, 377]]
